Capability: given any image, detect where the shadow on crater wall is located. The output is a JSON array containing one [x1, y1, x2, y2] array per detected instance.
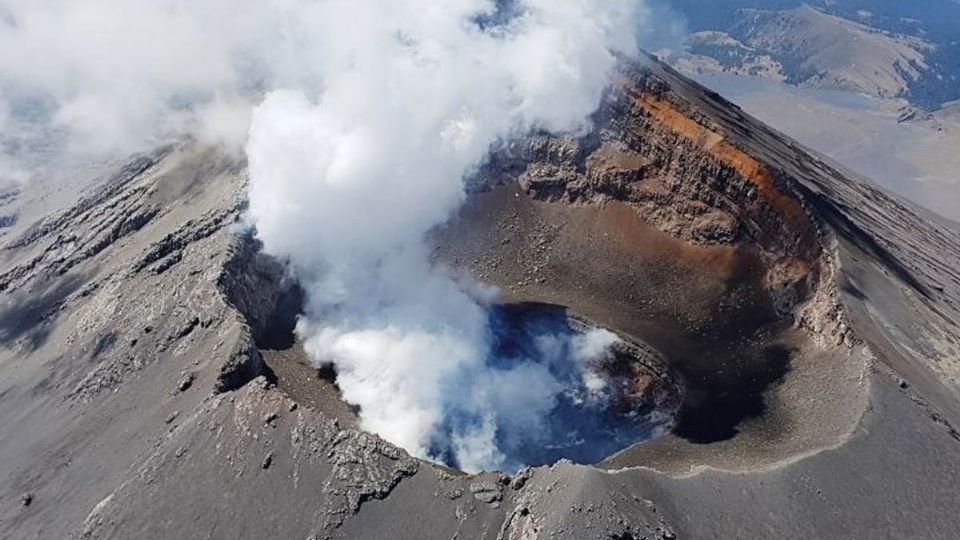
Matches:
[[674, 343, 793, 443], [0, 273, 89, 351]]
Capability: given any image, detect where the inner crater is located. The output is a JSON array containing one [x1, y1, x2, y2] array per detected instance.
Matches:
[[249, 281, 682, 471], [441, 302, 681, 468], [223, 237, 681, 471], [224, 66, 866, 478]]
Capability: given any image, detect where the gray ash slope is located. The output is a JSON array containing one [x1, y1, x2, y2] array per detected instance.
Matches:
[[1, 56, 959, 539]]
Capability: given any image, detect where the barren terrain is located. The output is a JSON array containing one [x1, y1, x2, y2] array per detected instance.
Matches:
[[1, 57, 958, 539]]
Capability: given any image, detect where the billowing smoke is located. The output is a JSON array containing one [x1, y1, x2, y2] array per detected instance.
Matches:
[[0, 0, 329, 181], [0, 1, 244, 179], [0, 0, 655, 471], [246, 1, 644, 472]]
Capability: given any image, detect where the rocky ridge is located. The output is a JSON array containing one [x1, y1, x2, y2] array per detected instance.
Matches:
[[0, 56, 958, 539]]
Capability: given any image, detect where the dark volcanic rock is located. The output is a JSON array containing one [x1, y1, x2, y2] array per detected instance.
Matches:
[[1, 57, 959, 540], [173, 372, 194, 393]]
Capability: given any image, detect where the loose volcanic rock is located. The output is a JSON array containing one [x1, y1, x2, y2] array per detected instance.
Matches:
[[1, 58, 959, 540]]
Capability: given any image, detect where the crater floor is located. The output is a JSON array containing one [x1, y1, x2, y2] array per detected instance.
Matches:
[[0, 57, 958, 540]]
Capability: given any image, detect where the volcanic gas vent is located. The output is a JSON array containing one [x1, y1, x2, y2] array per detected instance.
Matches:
[[466, 303, 681, 469]]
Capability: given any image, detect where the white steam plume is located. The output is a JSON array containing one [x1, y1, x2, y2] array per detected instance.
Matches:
[[0, 0, 317, 181], [246, 1, 642, 472], [0, 0, 655, 472]]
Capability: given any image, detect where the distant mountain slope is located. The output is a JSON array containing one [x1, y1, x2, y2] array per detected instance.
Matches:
[[673, 30, 786, 81], [735, 7, 931, 98], [671, 0, 960, 40], [669, 1, 960, 107]]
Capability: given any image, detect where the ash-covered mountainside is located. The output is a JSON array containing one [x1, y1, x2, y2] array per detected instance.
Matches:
[[1, 57, 959, 539]]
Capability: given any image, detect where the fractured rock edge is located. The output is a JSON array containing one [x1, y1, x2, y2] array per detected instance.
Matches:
[[0, 56, 958, 539]]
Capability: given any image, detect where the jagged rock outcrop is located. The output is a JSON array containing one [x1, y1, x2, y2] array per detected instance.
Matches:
[[1, 56, 959, 540]]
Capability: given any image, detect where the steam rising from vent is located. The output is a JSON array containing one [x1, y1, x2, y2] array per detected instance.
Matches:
[[0, 0, 661, 472], [245, 1, 646, 471]]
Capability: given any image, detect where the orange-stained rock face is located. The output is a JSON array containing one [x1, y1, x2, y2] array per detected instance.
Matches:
[[630, 91, 808, 226], [468, 68, 827, 331]]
